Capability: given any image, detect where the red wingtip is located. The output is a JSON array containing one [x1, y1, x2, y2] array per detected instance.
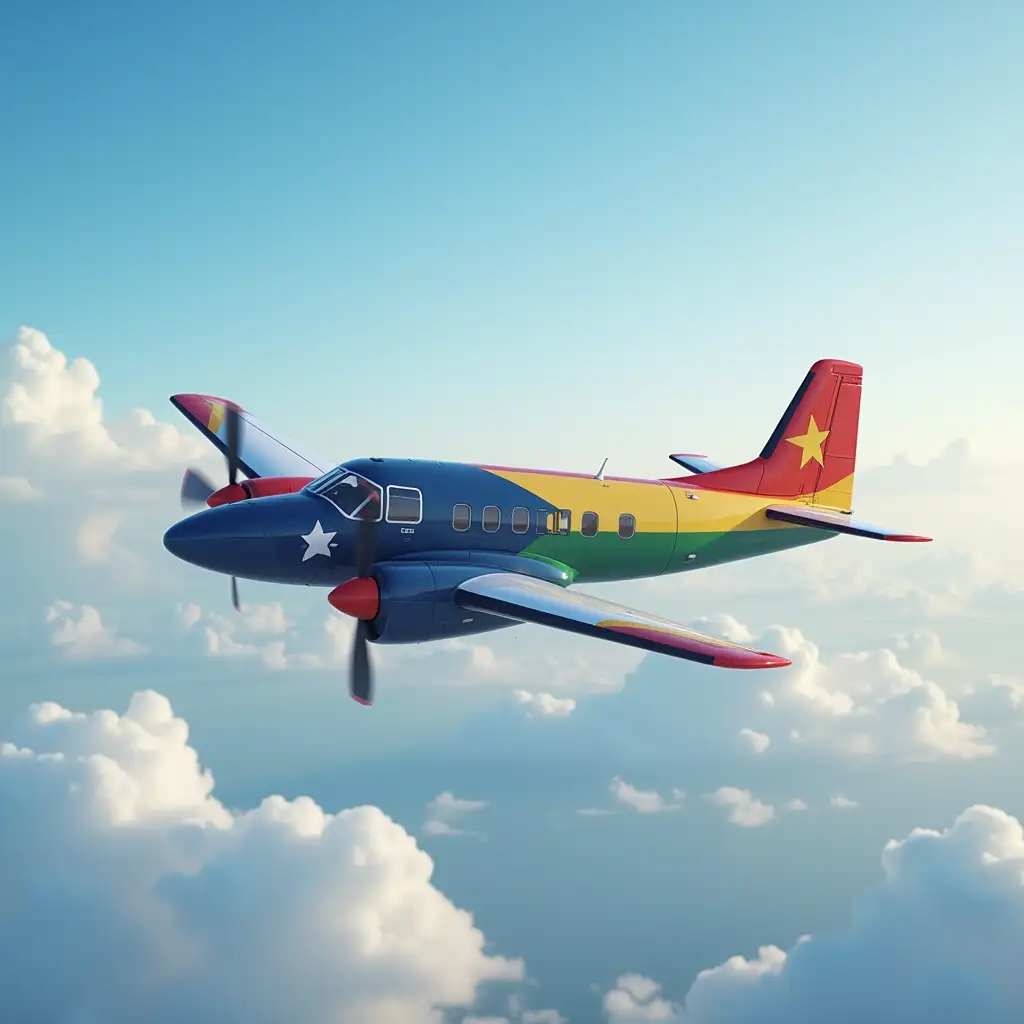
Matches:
[[713, 652, 792, 669], [351, 695, 373, 706], [884, 534, 933, 543]]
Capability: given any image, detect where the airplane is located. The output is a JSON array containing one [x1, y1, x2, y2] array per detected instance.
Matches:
[[163, 358, 930, 706]]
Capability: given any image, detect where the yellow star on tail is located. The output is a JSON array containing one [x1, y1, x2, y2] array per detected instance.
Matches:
[[785, 414, 830, 468]]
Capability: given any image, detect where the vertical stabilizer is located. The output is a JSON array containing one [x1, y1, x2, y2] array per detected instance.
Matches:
[[679, 359, 863, 510]]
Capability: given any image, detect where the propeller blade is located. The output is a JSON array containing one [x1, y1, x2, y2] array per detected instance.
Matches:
[[180, 468, 217, 510], [354, 510, 376, 578], [225, 403, 242, 487], [351, 620, 373, 705], [231, 576, 241, 612]]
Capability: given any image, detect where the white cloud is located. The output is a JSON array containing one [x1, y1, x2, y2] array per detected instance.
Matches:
[[830, 794, 859, 809], [44, 600, 147, 659], [706, 788, 775, 828], [425, 790, 485, 815], [77, 509, 126, 563], [752, 625, 994, 761], [74, 508, 148, 581], [577, 808, 614, 817], [610, 777, 683, 814], [2, 327, 204, 475], [176, 602, 202, 629], [737, 728, 770, 754], [606, 805, 1024, 1023], [461, 1014, 565, 1024], [0, 690, 523, 1023], [604, 974, 678, 1021], [513, 689, 577, 718], [427, 792, 489, 818], [0, 475, 40, 500], [242, 602, 291, 634], [783, 798, 808, 812], [423, 819, 474, 838], [197, 607, 322, 671], [423, 791, 489, 838], [436, 631, 643, 696]]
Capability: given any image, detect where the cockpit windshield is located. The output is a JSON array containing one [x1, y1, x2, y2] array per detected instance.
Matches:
[[306, 466, 382, 520]]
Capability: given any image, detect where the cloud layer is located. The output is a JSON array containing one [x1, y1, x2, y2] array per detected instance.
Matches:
[[0, 691, 523, 1024], [605, 804, 1024, 1023]]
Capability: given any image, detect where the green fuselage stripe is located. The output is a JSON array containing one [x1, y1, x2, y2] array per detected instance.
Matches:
[[524, 528, 830, 584]]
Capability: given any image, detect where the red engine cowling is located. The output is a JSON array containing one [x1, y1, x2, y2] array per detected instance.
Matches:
[[207, 476, 315, 507]]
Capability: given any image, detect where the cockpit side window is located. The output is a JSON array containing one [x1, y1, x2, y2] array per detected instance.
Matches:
[[307, 467, 383, 520], [386, 485, 422, 524]]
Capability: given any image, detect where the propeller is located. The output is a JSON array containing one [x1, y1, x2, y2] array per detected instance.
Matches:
[[327, 493, 381, 706], [350, 504, 378, 705], [179, 404, 245, 611]]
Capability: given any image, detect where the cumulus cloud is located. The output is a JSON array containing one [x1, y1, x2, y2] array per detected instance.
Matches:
[[610, 777, 684, 814], [436, 631, 643, 696], [194, 605, 327, 671], [44, 600, 147, 659], [423, 791, 489, 838], [460, 616, 1004, 769], [783, 798, 808, 812], [513, 689, 577, 718], [176, 602, 202, 629], [462, 1013, 564, 1024], [830, 794, 859, 809], [737, 728, 770, 754], [0, 691, 523, 1023], [2, 327, 203, 475], [744, 625, 994, 761], [706, 788, 775, 828], [604, 974, 678, 1021], [605, 805, 1024, 1023]]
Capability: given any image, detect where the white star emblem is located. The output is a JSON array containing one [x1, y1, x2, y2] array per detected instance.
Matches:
[[301, 520, 337, 562]]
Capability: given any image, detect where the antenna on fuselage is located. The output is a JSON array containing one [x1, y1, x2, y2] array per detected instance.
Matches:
[[595, 458, 608, 480]]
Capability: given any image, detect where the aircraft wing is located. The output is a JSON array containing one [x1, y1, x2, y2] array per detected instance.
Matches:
[[764, 505, 932, 542], [170, 393, 331, 479], [454, 573, 791, 669]]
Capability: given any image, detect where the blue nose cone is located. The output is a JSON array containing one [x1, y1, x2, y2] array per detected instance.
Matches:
[[163, 503, 263, 573], [164, 495, 347, 584]]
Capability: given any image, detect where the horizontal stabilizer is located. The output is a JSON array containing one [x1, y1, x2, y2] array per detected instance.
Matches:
[[764, 505, 932, 542], [669, 454, 722, 474]]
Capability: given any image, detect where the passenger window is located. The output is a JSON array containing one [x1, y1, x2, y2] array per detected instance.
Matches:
[[386, 486, 422, 524], [537, 509, 552, 534], [452, 503, 471, 531], [581, 511, 599, 537], [511, 507, 530, 534], [482, 505, 501, 532], [556, 509, 571, 535], [618, 513, 636, 539]]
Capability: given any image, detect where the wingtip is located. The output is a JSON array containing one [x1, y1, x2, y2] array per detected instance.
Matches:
[[713, 651, 792, 669], [884, 534, 933, 543], [351, 695, 373, 706]]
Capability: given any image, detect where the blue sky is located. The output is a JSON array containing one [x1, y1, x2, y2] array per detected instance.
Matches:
[[5, 1, 1023, 468], [4, 4, 1024, 1022]]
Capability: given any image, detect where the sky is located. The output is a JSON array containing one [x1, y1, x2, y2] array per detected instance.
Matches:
[[3, 2, 1024, 1022]]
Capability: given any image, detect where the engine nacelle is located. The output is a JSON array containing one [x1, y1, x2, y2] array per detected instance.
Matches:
[[366, 563, 512, 645], [208, 476, 315, 507]]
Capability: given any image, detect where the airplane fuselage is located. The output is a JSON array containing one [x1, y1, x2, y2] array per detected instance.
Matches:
[[164, 456, 832, 593]]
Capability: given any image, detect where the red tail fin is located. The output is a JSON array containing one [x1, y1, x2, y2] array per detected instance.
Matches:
[[683, 359, 863, 509]]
